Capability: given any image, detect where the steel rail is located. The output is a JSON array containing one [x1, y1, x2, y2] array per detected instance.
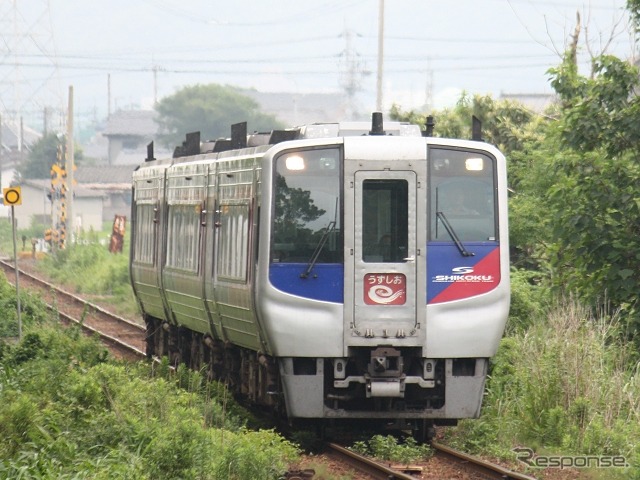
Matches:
[[0, 258, 146, 361], [432, 441, 537, 480], [326, 442, 419, 480]]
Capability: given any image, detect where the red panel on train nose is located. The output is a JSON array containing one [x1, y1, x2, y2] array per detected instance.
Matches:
[[430, 248, 501, 304], [363, 273, 407, 305]]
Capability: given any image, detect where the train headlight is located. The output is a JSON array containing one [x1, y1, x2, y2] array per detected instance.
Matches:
[[465, 157, 484, 171], [285, 155, 305, 171]]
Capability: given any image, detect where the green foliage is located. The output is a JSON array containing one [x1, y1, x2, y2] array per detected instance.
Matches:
[[629, 0, 640, 33], [213, 429, 299, 480], [350, 435, 432, 463], [447, 300, 640, 473], [37, 241, 137, 317], [16, 133, 84, 180], [506, 268, 547, 334], [542, 44, 640, 337], [549, 54, 640, 157], [390, 93, 541, 157], [0, 321, 297, 479], [0, 272, 49, 338], [155, 83, 283, 148], [545, 150, 640, 335]]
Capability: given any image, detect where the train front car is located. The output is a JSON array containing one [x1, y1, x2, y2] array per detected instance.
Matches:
[[256, 122, 509, 435]]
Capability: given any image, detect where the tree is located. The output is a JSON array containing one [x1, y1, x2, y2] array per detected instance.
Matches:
[[390, 94, 539, 157], [17, 134, 83, 181], [543, 11, 640, 335], [549, 53, 640, 158], [155, 84, 283, 148]]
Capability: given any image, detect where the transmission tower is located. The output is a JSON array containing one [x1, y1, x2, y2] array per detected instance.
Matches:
[[339, 28, 370, 120], [0, 0, 63, 132]]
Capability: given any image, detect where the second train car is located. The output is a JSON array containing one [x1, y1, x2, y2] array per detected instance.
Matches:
[[130, 113, 510, 437]]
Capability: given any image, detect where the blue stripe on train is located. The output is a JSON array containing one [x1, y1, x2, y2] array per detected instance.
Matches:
[[269, 263, 344, 303], [269, 242, 499, 305]]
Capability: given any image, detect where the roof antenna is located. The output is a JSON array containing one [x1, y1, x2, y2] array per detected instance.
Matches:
[[424, 115, 435, 137], [472, 115, 482, 141], [231, 122, 247, 149], [146, 141, 155, 162], [369, 112, 385, 135]]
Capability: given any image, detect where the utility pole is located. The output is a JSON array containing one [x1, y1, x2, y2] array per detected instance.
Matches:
[[66, 86, 74, 244], [376, 0, 385, 112], [0, 113, 3, 192], [107, 74, 111, 119]]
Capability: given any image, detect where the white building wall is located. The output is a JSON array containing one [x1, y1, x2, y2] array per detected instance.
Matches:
[[15, 183, 103, 232]]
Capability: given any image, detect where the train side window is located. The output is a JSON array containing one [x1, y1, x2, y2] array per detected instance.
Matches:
[[133, 203, 155, 264], [166, 204, 201, 272], [216, 203, 250, 282]]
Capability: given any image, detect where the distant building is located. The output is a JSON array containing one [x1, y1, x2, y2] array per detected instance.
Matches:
[[12, 163, 137, 233], [17, 179, 105, 232], [240, 89, 347, 126], [102, 110, 160, 165], [74, 165, 136, 221], [0, 120, 41, 190]]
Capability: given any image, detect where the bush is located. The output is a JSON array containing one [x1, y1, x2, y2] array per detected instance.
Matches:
[[0, 320, 297, 479], [351, 435, 432, 463], [506, 268, 548, 333], [212, 429, 299, 480], [447, 299, 640, 474]]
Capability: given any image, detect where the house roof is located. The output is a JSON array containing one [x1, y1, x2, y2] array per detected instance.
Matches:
[[102, 110, 159, 137], [74, 165, 136, 185], [22, 178, 106, 198], [1, 121, 42, 151]]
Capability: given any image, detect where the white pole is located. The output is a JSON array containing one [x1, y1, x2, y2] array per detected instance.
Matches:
[[376, 0, 385, 112], [66, 86, 74, 244], [11, 205, 22, 340]]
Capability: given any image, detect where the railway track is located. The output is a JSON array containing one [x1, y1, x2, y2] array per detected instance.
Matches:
[[431, 441, 537, 479], [0, 258, 146, 361], [1, 258, 538, 480], [309, 441, 538, 480]]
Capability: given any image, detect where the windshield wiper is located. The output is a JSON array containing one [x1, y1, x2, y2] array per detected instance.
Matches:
[[301, 198, 339, 278], [301, 220, 336, 278], [436, 211, 475, 257]]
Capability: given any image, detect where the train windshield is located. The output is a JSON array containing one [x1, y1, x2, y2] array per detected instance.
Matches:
[[272, 148, 343, 263], [429, 148, 497, 242]]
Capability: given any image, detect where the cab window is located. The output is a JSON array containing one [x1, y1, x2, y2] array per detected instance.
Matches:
[[429, 148, 496, 242], [272, 148, 343, 263]]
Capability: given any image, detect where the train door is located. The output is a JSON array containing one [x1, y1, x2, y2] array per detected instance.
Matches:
[[348, 170, 422, 345]]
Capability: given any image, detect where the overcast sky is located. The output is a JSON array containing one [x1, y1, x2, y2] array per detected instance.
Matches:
[[0, 0, 634, 129]]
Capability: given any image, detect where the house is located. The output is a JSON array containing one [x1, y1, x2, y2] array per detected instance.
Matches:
[[74, 165, 136, 221], [102, 110, 159, 165], [17, 179, 105, 232]]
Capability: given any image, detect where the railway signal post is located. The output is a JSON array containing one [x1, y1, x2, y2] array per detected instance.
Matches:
[[3, 186, 22, 340]]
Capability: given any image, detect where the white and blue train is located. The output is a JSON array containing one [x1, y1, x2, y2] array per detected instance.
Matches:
[[130, 113, 510, 437]]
